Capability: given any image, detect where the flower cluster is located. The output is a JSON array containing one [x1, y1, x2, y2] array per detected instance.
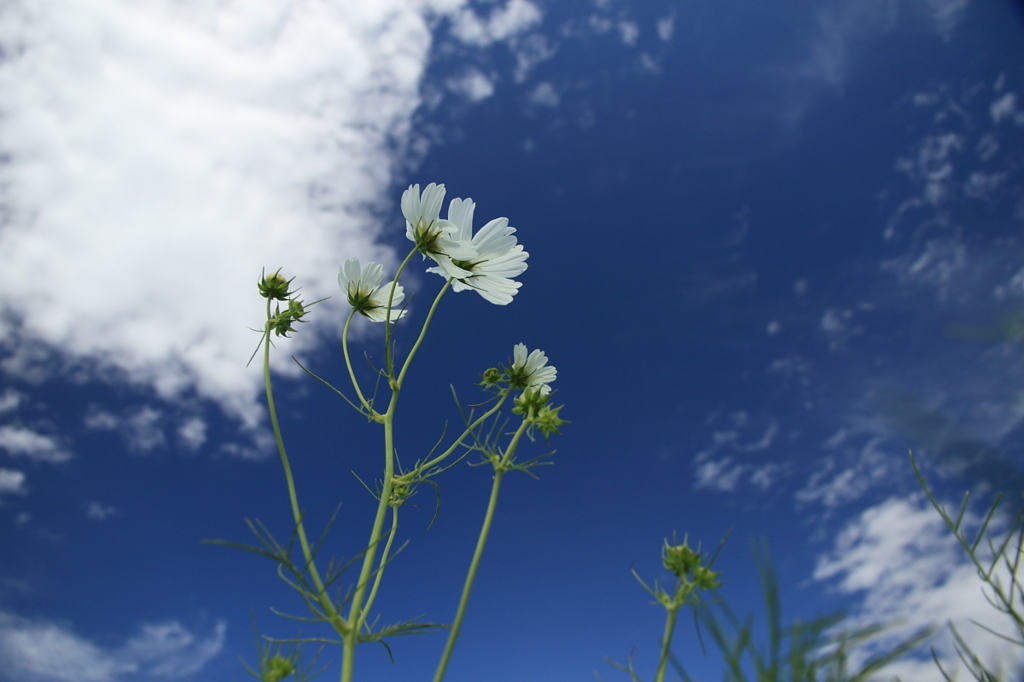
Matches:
[[337, 183, 529, 320], [418, 193, 529, 305], [662, 537, 721, 590], [499, 343, 567, 439], [259, 270, 310, 337]]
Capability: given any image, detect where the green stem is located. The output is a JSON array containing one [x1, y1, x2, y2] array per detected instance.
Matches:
[[361, 505, 399, 625], [384, 248, 419, 376], [654, 599, 683, 682], [432, 469, 505, 682], [396, 280, 451, 388], [433, 421, 529, 682], [262, 304, 345, 635], [341, 310, 376, 417], [409, 391, 510, 477], [342, 393, 399, 682]]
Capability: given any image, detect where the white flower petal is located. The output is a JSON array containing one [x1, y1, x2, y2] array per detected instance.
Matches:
[[509, 343, 556, 394], [338, 258, 406, 322]]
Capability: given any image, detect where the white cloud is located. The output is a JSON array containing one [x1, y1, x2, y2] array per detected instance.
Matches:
[[894, 132, 963, 205], [125, 407, 165, 453], [990, 92, 1024, 125], [0, 425, 71, 463], [83, 406, 165, 453], [120, 620, 226, 678], [450, 0, 542, 47], [0, 613, 127, 682], [964, 171, 1008, 199], [512, 33, 557, 83], [85, 501, 115, 520], [818, 307, 863, 351], [0, 612, 225, 682], [749, 462, 783, 490], [694, 456, 747, 492], [176, 416, 206, 452], [447, 68, 495, 101], [617, 21, 638, 46], [814, 496, 1023, 680], [796, 427, 901, 509], [0, 390, 21, 414], [0, 0, 466, 444], [693, 417, 784, 492], [883, 237, 968, 302], [781, 0, 969, 127], [0, 469, 27, 497], [994, 266, 1024, 301], [656, 14, 674, 42], [529, 82, 560, 108]]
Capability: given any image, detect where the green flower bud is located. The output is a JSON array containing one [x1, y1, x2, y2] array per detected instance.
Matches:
[[512, 386, 550, 417], [287, 298, 307, 320], [693, 564, 723, 590], [662, 537, 700, 578], [661, 536, 723, 590], [480, 367, 503, 388], [389, 477, 411, 507], [268, 298, 309, 338], [259, 270, 294, 301], [534, 403, 568, 439], [263, 653, 295, 682]]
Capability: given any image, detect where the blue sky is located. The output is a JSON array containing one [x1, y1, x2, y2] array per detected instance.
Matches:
[[1, 1, 1023, 681]]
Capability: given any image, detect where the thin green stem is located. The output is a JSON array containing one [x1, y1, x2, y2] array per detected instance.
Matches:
[[396, 280, 451, 388], [655, 596, 683, 682], [408, 391, 510, 477], [342, 394, 399, 682], [262, 303, 346, 636], [384, 248, 419, 376], [433, 421, 529, 682], [341, 310, 376, 417], [432, 471, 504, 682], [361, 505, 400, 627]]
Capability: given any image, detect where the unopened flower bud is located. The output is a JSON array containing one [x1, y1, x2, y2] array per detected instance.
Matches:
[[259, 270, 294, 301], [512, 386, 550, 417], [662, 536, 722, 589], [534, 403, 568, 439], [480, 367, 503, 388], [693, 564, 723, 590], [263, 653, 295, 682], [662, 537, 700, 577]]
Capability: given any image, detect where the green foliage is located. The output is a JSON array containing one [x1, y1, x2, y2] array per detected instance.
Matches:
[[604, 539, 932, 682], [674, 540, 932, 682], [238, 613, 326, 682], [911, 451, 1024, 681]]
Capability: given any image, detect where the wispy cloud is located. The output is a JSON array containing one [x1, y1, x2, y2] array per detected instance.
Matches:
[[84, 406, 166, 454], [0, 469, 27, 498], [446, 67, 495, 101], [84, 501, 116, 521], [692, 412, 785, 493], [0, 425, 71, 463], [779, 0, 970, 128], [449, 0, 542, 47], [0, 0, 465, 447], [0, 612, 225, 682]]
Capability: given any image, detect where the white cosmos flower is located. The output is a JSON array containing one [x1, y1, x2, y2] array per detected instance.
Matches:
[[508, 343, 556, 395], [402, 183, 476, 266], [338, 258, 407, 322], [426, 197, 528, 305]]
